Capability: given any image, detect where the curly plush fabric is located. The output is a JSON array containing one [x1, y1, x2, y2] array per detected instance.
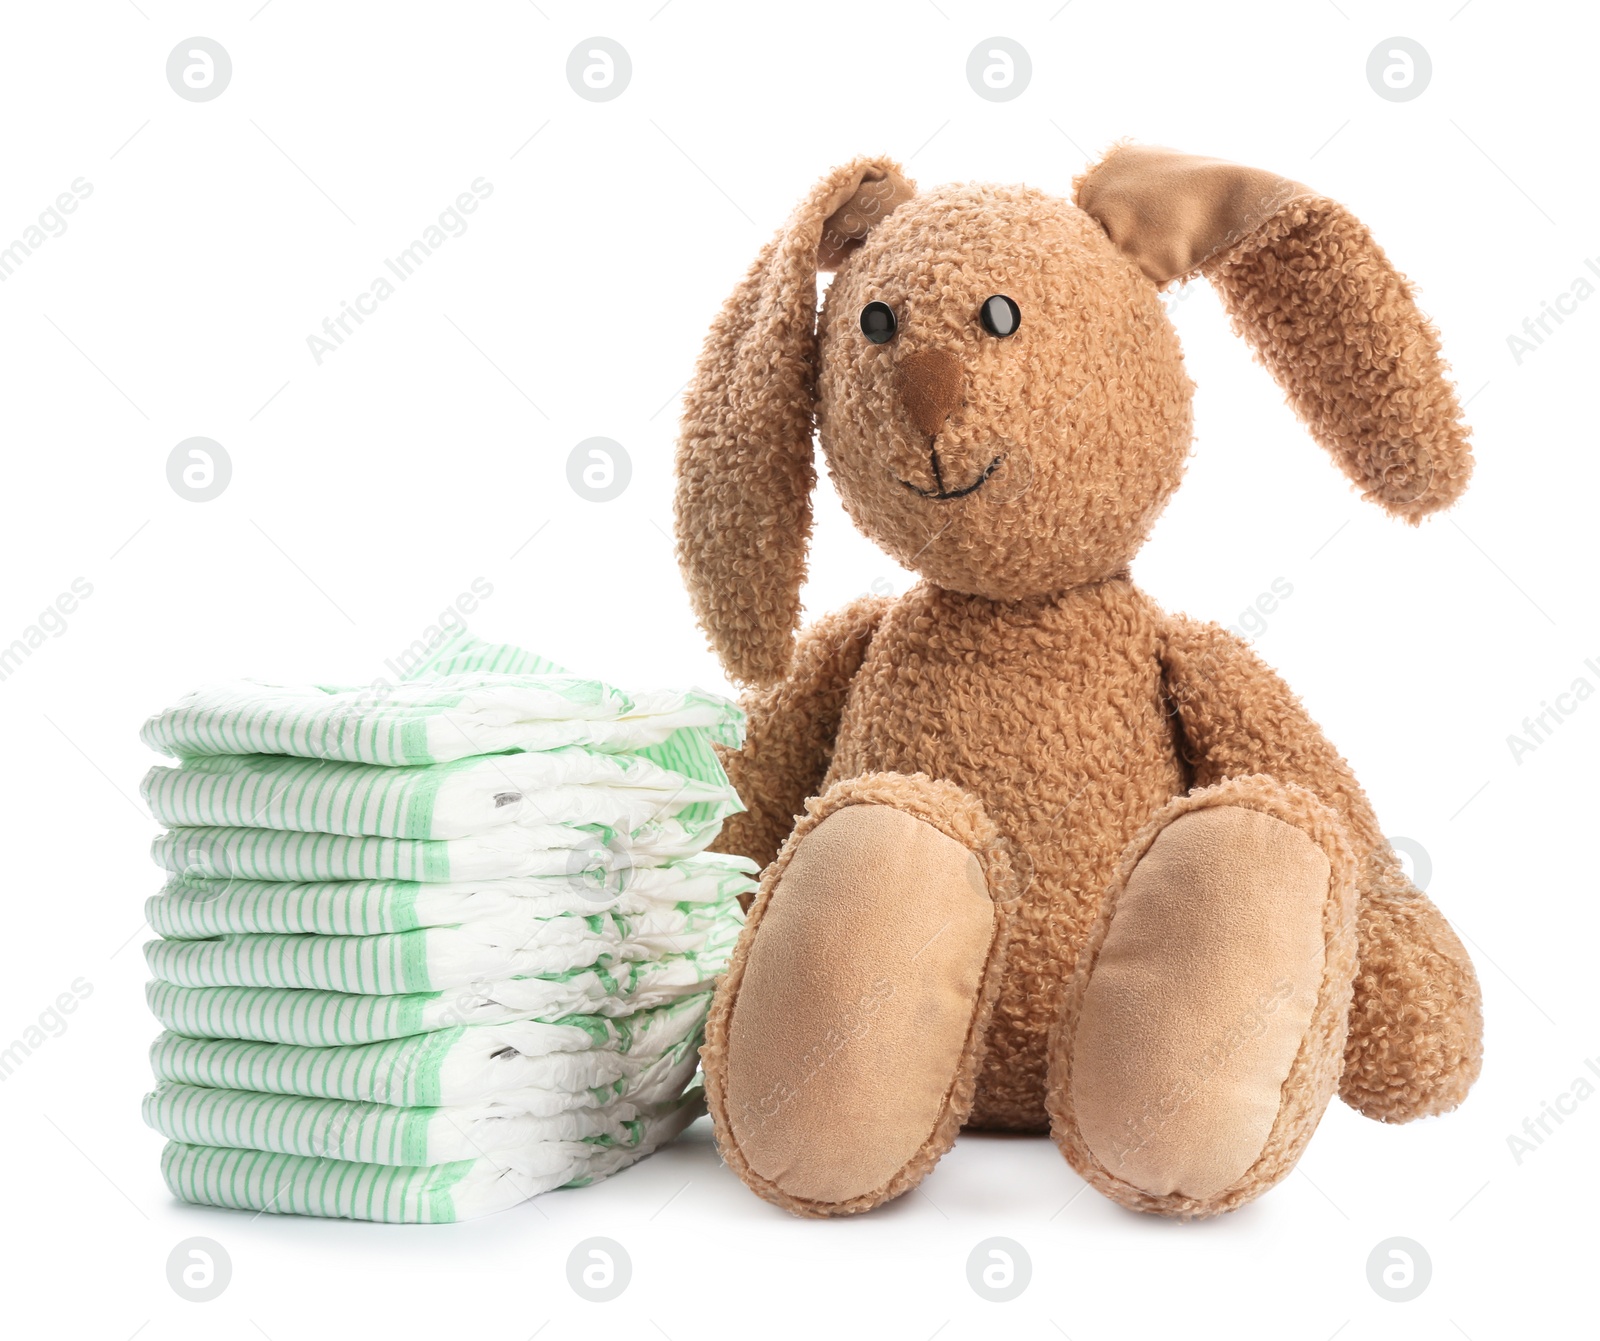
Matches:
[[1204, 202, 1472, 519], [1073, 143, 1471, 519], [674, 161, 912, 685], [823, 580, 1188, 1128], [1341, 848, 1484, 1121], [713, 596, 888, 887], [676, 145, 1483, 1217], [817, 181, 1194, 603]]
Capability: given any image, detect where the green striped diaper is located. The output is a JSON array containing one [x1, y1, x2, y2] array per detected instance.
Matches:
[[157, 1088, 701, 1223], [142, 674, 743, 767], [145, 948, 734, 1046], [149, 992, 711, 1108], [144, 1063, 703, 1167], [146, 857, 757, 938], [141, 746, 740, 841], [143, 898, 741, 994], [151, 816, 718, 884]]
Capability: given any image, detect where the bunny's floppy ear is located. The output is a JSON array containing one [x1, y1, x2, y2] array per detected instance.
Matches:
[[675, 158, 914, 685], [1076, 145, 1471, 520]]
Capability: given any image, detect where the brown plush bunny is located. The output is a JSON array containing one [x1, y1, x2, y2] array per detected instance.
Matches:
[[673, 145, 1483, 1220]]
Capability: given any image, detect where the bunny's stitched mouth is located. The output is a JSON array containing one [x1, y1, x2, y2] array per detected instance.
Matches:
[[899, 447, 1004, 501]]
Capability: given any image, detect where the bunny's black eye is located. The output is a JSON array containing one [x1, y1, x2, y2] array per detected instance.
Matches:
[[859, 301, 897, 344], [980, 294, 1021, 338]]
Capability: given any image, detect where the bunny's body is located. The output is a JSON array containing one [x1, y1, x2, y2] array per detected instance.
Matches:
[[791, 580, 1183, 1131], [675, 147, 1483, 1218]]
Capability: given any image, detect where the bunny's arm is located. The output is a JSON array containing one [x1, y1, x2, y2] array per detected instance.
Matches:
[[1158, 614, 1483, 1122], [713, 596, 890, 870], [1158, 615, 1383, 848]]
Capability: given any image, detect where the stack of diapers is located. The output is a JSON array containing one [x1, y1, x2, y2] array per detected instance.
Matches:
[[137, 636, 754, 1222]]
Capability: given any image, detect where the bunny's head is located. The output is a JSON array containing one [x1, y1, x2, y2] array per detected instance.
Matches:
[[675, 146, 1472, 685]]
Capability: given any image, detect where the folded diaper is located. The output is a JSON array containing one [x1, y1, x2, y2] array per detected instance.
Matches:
[[145, 948, 733, 1045], [158, 1086, 701, 1223], [149, 994, 711, 1108], [145, 1055, 703, 1166], [141, 745, 740, 840], [142, 673, 742, 767], [143, 899, 741, 994], [150, 817, 719, 884], [144, 856, 757, 938]]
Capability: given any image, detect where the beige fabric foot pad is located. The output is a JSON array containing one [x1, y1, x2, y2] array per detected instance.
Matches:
[[1047, 776, 1357, 1218], [703, 772, 1013, 1217]]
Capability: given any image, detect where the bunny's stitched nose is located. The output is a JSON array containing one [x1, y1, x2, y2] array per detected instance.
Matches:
[[894, 349, 965, 438]]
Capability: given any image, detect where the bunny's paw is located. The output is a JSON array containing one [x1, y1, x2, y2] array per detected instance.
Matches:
[[701, 771, 1015, 1216], [1047, 775, 1359, 1218]]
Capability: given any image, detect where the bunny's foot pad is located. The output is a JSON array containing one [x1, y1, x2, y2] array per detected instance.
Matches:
[[1047, 775, 1359, 1218], [702, 772, 1012, 1217]]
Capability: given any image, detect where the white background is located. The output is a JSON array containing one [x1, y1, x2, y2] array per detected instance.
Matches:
[[1, 1, 1594, 1336]]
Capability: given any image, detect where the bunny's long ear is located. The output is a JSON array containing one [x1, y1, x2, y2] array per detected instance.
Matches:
[[1075, 145, 1471, 519], [675, 158, 913, 685]]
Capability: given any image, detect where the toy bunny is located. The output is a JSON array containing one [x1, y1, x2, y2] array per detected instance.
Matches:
[[673, 145, 1482, 1219]]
